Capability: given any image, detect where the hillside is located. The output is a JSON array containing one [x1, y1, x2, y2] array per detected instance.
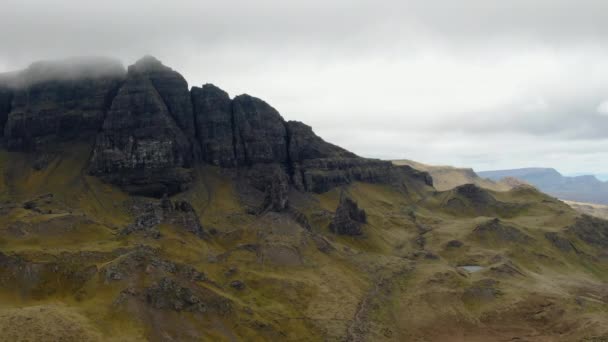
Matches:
[[392, 160, 522, 192], [564, 201, 608, 220], [1, 57, 608, 341], [479, 168, 608, 204]]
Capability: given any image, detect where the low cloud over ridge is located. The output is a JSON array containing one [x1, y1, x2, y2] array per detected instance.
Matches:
[[1, 0, 608, 175]]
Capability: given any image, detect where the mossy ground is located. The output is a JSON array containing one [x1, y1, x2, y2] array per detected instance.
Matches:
[[0, 146, 607, 341]]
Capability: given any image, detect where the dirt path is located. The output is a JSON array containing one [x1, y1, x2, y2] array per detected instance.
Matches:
[[345, 266, 412, 342]]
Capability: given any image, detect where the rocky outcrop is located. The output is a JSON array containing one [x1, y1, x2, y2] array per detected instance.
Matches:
[[329, 192, 367, 235], [232, 94, 289, 165], [89, 59, 193, 196], [121, 197, 204, 238], [544, 232, 578, 253], [286, 121, 431, 193], [142, 277, 232, 314], [1, 56, 434, 199], [191, 84, 236, 167], [472, 218, 532, 243], [0, 86, 12, 137], [568, 215, 608, 248], [133, 56, 199, 159], [261, 167, 290, 212], [2, 57, 125, 150]]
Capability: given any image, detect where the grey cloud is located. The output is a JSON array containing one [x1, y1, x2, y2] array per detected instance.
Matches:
[[1, 0, 607, 174]]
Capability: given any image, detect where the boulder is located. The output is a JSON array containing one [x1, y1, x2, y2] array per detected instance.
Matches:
[[191, 84, 236, 167]]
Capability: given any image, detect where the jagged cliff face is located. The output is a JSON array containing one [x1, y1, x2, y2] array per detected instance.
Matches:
[[0, 56, 432, 199], [0, 57, 125, 150]]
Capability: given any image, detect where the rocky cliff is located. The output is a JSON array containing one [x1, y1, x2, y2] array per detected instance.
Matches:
[[1, 57, 125, 150], [0, 56, 432, 198]]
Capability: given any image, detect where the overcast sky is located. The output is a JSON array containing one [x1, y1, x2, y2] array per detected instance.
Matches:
[[1, 0, 607, 177]]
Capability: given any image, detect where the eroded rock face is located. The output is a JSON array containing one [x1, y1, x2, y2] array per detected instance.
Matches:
[[192, 84, 236, 167], [568, 215, 608, 248], [544, 232, 578, 253], [121, 197, 204, 238], [232, 95, 289, 165], [329, 193, 367, 235], [1, 56, 434, 199], [2, 57, 125, 150], [143, 277, 231, 314], [286, 121, 429, 193], [472, 218, 532, 243], [89, 60, 193, 196], [261, 166, 290, 212], [0, 86, 12, 136], [133, 56, 200, 160]]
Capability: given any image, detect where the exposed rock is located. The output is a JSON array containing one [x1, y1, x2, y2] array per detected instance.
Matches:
[[462, 279, 502, 302], [446, 240, 464, 248], [261, 167, 290, 212], [121, 198, 204, 238], [143, 277, 231, 314], [287, 207, 312, 231], [133, 56, 196, 138], [165, 200, 205, 237], [232, 94, 288, 165], [286, 120, 356, 162], [329, 192, 367, 235], [1, 56, 435, 198], [568, 215, 608, 248], [443, 184, 525, 217], [544, 232, 578, 253], [287, 121, 432, 193], [191, 84, 236, 167], [0, 86, 12, 137], [455, 184, 495, 203], [230, 280, 245, 290], [0, 252, 98, 298], [237, 163, 290, 212], [312, 234, 335, 253], [101, 246, 205, 283], [133, 56, 200, 160], [89, 60, 193, 196], [472, 218, 532, 243], [3, 57, 125, 150], [489, 261, 525, 277]]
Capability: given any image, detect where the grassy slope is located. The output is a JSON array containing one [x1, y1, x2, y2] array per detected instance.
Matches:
[[0, 147, 607, 341], [565, 200, 608, 220], [393, 159, 512, 192]]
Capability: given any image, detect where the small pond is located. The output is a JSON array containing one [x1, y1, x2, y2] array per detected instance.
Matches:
[[459, 265, 484, 273]]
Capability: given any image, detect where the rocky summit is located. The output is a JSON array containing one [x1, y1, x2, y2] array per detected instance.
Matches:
[[0, 56, 429, 198], [1, 56, 608, 342]]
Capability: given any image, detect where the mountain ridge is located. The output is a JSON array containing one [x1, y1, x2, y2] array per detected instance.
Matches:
[[0, 56, 432, 201], [1, 56, 608, 341], [479, 167, 608, 204]]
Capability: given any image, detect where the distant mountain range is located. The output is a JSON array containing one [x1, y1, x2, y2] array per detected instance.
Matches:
[[478, 168, 608, 204]]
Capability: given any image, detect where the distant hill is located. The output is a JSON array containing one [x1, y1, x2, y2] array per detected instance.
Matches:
[[564, 200, 608, 220], [478, 168, 608, 204], [392, 159, 520, 191]]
